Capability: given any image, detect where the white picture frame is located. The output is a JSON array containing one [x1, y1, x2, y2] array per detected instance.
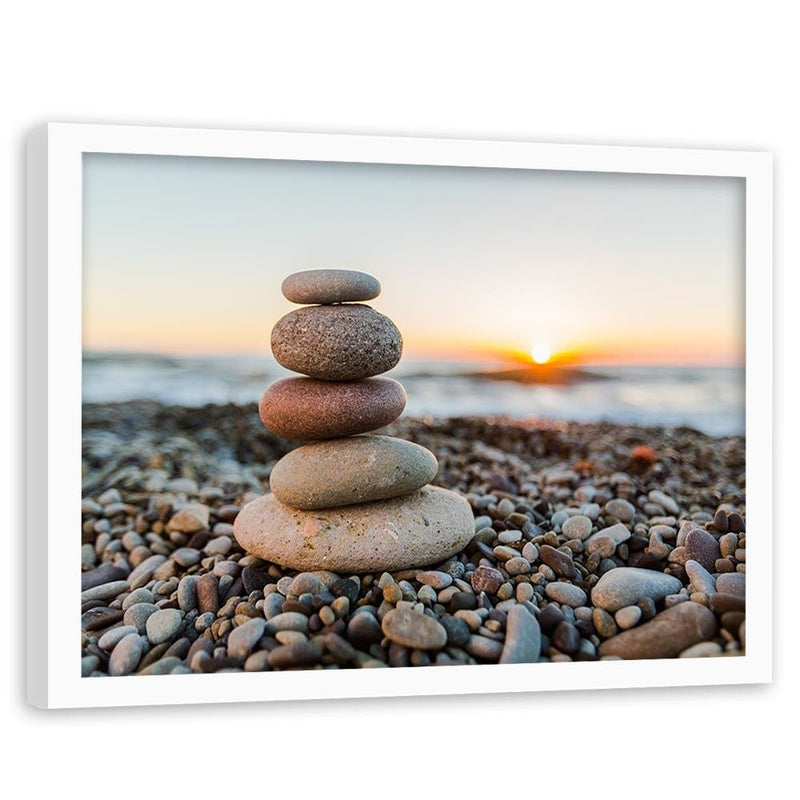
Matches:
[[26, 123, 773, 709]]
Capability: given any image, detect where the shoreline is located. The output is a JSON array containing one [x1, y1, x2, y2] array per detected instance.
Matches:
[[80, 402, 746, 676]]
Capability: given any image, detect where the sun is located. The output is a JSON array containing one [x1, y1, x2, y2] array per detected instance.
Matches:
[[531, 342, 551, 364]]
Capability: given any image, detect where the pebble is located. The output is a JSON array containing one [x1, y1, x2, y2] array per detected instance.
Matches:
[[347, 612, 383, 648], [680, 641, 723, 658], [271, 304, 402, 380], [127, 555, 167, 590], [552, 621, 580, 655], [615, 605, 642, 630], [685, 560, 717, 595], [505, 557, 531, 576], [545, 582, 587, 607], [538, 545, 575, 578], [709, 593, 745, 613], [685, 529, 721, 572], [80, 580, 130, 603], [585, 522, 631, 551], [586, 534, 616, 558], [108, 633, 144, 676], [268, 640, 323, 668], [499, 605, 541, 663], [719, 533, 739, 558], [177, 575, 198, 611], [98, 625, 139, 651], [166, 503, 210, 534], [81, 562, 128, 592], [599, 602, 716, 659], [416, 570, 453, 589], [648, 490, 680, 515], [227, 618, 267, 660], [592, 607, 617, 638], [145, 608, 183, 644], [172, 547, 201, 567], [81, 655, 99, 677], [196, 573, 219, 614], [716, 573, 745, 597], [281, 268, 381, 305], [264, 612, 309, 634], [234, 486, 473, 573], [605, 498, 635, 522], [289, 572, 327, 596], [591, 567, 682, 612], [123, 602, 159, 634], [260, 376, 406, 440], [381, 607, 447, 650], [440, 615, 471, 647], [465, 634, 504, 660], [561, 515, 593, 540]]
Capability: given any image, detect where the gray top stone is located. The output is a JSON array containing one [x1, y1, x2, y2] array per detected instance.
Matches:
[[282, 269, 381, 305]]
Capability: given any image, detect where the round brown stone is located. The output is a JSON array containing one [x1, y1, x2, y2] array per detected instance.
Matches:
[[270, 304, 402, 381], [281, 269, 381, 305], [269, 435, 438, 510], [259, 377, 406, 441]]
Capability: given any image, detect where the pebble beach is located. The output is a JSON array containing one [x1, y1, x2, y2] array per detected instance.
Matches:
[[81, 401, 746, 677]]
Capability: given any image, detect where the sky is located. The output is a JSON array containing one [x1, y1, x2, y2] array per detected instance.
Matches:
[[83, 153, 744, 366]]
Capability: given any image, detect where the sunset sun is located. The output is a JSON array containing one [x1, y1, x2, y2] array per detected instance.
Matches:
[[531, 342, 552, 364]]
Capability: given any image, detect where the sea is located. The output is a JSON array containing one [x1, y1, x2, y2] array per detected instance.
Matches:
[[82, 353, 745, 438]]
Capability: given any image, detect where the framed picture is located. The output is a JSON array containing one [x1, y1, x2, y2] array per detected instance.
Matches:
[[27, 124, 772, 708]]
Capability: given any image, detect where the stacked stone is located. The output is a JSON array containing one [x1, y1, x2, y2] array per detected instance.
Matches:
[[233, 269, 473, 573]]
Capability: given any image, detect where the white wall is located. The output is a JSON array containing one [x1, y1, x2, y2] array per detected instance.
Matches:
[[3, 1, 795, 795]]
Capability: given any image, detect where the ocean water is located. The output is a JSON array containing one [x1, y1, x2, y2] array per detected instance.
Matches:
[[82, 353, 745, 437]]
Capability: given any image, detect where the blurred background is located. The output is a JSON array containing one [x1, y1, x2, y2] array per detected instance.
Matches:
[[82, 153, 745, 436]]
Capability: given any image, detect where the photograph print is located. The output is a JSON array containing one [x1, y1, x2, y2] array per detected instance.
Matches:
[[79, 150, 747, 680]]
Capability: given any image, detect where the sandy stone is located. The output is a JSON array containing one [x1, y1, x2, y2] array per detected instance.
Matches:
[[271, 304, 402, 380], [233, 486, 475, 573], [281, 269, 381, 305], [269, 435, 438, 510], [259, 377, 407, 440], [598, 602, 717, 659], [591, 567, 682, 612]]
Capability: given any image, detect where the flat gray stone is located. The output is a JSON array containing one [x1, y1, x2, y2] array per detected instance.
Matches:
[[281, 269, 381, 305], [145, 609, 183, 645], [591, 567, 682, 612]]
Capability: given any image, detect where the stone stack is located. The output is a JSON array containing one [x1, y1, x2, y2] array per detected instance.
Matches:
[[233, 269, 474, 573]]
